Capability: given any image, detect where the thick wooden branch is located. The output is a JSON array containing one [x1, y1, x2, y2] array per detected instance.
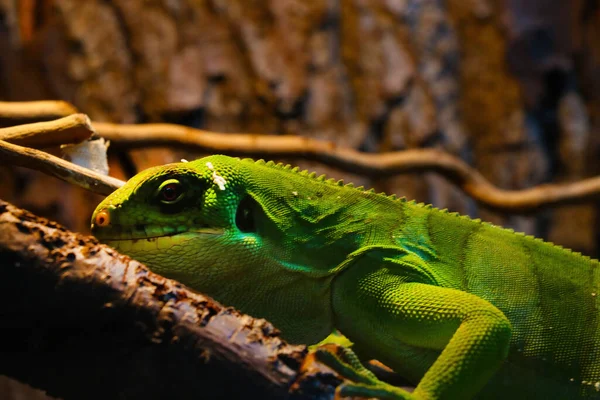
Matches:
[[0, 199, 346, 400]]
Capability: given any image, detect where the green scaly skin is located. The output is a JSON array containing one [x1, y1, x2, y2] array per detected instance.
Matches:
[[91, 155, 600, 399]]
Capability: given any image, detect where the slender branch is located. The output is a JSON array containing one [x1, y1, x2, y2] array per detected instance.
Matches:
[[0, 199, 346, 400], [0, 100, 79, 123], [0, 101, 598, 212], [94, 121, 600, 212], [0, 113, 94, 148], [0, 139, 123, 195]]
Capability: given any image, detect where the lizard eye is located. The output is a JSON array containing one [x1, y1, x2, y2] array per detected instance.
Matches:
[[158, 179, 184, 204]]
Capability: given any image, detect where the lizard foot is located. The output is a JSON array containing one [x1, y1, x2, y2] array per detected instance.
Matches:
[[314, 344, 415, 400]]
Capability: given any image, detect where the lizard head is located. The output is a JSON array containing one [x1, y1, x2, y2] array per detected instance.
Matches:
[[91, 155, 262, 291]]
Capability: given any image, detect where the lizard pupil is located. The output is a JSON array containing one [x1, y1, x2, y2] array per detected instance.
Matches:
[[161, 183, 180, 202]]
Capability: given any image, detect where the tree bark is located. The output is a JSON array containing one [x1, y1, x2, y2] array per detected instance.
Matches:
[[0, 199, 345, 400]]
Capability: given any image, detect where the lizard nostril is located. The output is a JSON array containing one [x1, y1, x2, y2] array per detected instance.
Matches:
[[95, 210, 111, 227]]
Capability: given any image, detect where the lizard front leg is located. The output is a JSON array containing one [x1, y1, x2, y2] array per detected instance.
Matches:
[[329, 261, 512, 399]]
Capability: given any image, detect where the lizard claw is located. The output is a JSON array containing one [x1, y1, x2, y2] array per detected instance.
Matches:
[[313, 344, 415, 400]]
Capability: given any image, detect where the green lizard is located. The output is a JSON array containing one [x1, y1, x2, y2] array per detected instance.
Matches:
[[91, 155, 600, 399]]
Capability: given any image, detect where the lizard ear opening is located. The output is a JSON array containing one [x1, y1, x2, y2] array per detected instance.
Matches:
[[235, 195, 257, 233]]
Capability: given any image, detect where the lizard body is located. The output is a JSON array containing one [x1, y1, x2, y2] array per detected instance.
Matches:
[[91, 155, 600, 399]]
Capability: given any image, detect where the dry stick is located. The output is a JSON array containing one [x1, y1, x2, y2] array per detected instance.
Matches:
[[0, 101, 597, 212], [0, 100, 78, 122], [94, 121, 600, 213], [0, 199, 344, 400], [0, 113, 94, 148], [0, 139, 123, 195]]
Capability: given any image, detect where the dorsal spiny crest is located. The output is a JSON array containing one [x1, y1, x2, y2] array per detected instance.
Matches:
[[345, 183, 355, 188], [255, 159, 266, 165], [266, 160, 276, 167], [416, 201, 596, 263], [336, 179, 345, 186], [317, 174, 327, 182], [291, 166, 300, 173], [283, 164, 292, 170]]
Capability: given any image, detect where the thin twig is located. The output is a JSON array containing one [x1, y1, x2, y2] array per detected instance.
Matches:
[[0, 113, 94, 148], [0, 100, 79, 123], [94, 121, 600, 212], [0, 140, 123, 195], [0, 101, 598, 212]]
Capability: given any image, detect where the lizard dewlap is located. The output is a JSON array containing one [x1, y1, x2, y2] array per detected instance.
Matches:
[[92, 154, 600, 399]]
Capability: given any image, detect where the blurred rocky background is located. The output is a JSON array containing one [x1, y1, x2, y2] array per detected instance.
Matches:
[[0, 1, 599, 398]]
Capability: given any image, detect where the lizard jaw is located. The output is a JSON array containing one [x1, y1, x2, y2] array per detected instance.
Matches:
[[93, 223, 224, 241], [100, 228, 225, 254]]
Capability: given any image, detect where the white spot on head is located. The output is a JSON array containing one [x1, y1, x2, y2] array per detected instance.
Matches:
[[292, 191, 298, 196], [213, 173, 226, 190], [206, 162, 226, 190], [181, 159, 188, 163]]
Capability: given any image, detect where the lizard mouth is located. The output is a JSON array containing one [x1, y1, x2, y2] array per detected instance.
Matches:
[[93, 225, 225, 242], [95, 227, 225, 254]]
